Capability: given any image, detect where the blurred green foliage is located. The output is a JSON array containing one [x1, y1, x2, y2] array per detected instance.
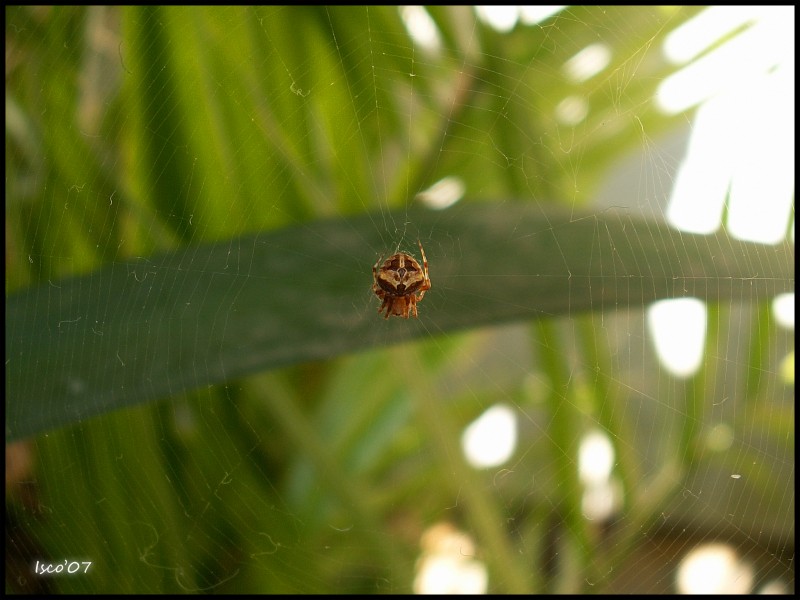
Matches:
[[5, 6, 793, 593]]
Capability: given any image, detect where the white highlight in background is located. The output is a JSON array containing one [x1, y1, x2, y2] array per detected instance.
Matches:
[[647, 298, 707, 378], [661, 7, 794, 244], [772, 293, 795, 330], [475, 6, 519, 32], [665, 93, 736, 235], [413, 523, 488, 594], [662, 6, 760, 64], [658, 6, 792, 113], [555, 95, 589, 125], [578, 429, 618, 521], [676, 543, 754, 594], [461, 404, 517, 469], [578, 429, 614, 485], [563, 43, 612, 83], [518, 6, 565, 26], [725, 62, 794, 244], [417, 176, 465, 210], [476, 6, 565, 31], [400, 6, 442, 52], [659, 8, 793, 389]]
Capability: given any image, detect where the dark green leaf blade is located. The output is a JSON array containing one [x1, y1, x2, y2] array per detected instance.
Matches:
[[7, 203, 794, 440]]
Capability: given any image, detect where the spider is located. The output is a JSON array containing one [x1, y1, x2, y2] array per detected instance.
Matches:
[[372, 240, 431, 319]]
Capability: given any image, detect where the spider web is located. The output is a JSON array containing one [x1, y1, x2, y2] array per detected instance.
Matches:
[[5, 6, 794, 594]]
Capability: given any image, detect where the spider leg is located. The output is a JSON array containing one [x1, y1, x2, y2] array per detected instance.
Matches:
[[380, 297, 391, 319], [417, 240, 430, 290], [417, 240, 427, 271]]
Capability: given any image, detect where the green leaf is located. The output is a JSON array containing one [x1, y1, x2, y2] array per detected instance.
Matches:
[[7, 203, 793, 441]]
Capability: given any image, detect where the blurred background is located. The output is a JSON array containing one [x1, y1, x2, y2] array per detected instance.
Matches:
[[6, 6, 794, 593]]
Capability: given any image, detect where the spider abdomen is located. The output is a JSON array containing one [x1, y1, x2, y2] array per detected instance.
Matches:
[[372, 242, 431, 319]]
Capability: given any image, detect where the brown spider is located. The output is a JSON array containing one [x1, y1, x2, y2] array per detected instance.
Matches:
[[372, 240, 431, 319]]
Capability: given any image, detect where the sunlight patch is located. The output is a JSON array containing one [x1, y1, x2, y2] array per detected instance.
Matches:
[[578, 429, 614, 486], [416, 176, 465, 210], [726, 67, 794, 244], [461, 404, 517, 469], [563, 43, 612, 83], [413, 523, 488, 594], [662, 6, 761, 64], [647, 298, 707, 379], [665, 65, 794, 242], [518, 6, 565, 26], [676, 543, 753, 594], [663, 7, 794, 243], [400, 6, 442, 53], [578, 429, 619, 521], [477, 5, 565, 30], [772, 293, 794, 330], [658, 6, 792, 113], [475, 6, 519, 33], [665, 93, 735, 235], [555, 95, 589, 126]]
